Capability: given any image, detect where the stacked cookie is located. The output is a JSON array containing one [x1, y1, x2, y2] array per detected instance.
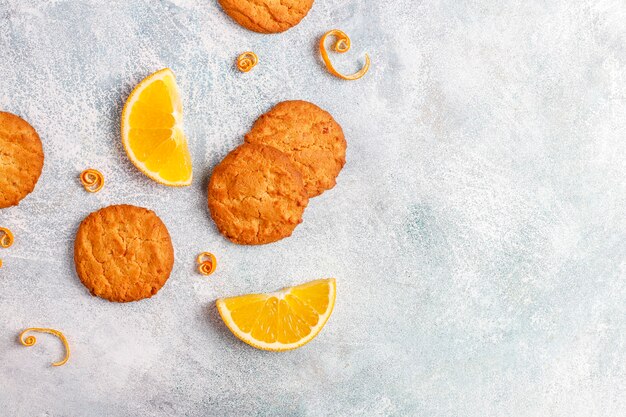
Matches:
[[208, 100, 346, 245]]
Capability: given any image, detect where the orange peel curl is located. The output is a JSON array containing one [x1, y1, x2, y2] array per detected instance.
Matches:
[[0, 227, 14, 248], [80, 169, 105, 193], [19, 327, 71, 367], [237, 52, 258, 73], [319, 29, 370, 81], [197, 252, 217, 276]]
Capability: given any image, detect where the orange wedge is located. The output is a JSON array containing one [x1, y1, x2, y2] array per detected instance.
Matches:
[[217, 278, 336, 351], [121, 68, 192, 186]]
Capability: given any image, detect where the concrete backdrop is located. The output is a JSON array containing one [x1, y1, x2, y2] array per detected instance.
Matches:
[[0, 0, 625, 416]]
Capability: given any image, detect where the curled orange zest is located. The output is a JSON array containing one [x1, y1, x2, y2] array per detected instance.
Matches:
[[0, 227, 14, 248], [237, 52, 258, 73], [80, 169, 105, 193], [319, 29, 370, 81], [19, 327, 71, 367], [197, 252, 217, 276]]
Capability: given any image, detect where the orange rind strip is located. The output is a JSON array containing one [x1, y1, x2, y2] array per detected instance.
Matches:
[[319, 29, 370, 80], [19, 327, 71, 367], [0, 227, 14, 248], [197, 252, 217, 276], [80, 169, 105, 193], [237, 52, 258, 73]]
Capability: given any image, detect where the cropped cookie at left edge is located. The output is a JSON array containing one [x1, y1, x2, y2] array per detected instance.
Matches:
[[0, 112, 44, 209], [74, 204, 175, 302]]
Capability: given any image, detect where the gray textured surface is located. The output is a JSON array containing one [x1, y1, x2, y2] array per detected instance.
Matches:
[[1, 0, 625, 416]]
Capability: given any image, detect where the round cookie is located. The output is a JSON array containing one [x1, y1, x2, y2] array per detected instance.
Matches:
[[208, 143, 309, 245], [218, 0, 314, 33], [245, 101, 346, 198], [74, 205, 174, 302], [0, 112, 44, 209]]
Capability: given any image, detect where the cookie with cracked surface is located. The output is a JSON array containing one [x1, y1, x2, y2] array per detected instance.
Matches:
[[245, 100, 346, 197], [0, 112, 44, 209], [218, 0, 314, 33], [74, 204, 175, 302], [208, 143, 309, 245]]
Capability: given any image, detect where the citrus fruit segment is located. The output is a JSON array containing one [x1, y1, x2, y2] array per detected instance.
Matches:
[[121, 68, 192, 186], [216, 278, 336, 351]]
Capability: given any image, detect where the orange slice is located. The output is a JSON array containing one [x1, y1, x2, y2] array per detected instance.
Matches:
[[121, 68, 192, 186], [217, 278, 336, 351]]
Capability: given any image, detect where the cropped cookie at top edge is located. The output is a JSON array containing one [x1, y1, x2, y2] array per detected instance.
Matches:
[[74, 204, 175, 303], [0, 112, 44, 209], [245, 100, 347, 197], [218, 0, 314, 33], [208, 143, 309, 245]]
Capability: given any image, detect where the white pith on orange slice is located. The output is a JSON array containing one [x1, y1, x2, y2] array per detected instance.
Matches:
[[121, 68, 192, 186], [217, 278, 336, 351]]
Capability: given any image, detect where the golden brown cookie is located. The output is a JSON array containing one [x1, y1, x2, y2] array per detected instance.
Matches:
[[246, 101, 347, 197], [208, 143, 309, 245], [0, 112, 44, 209], [218, 0, 314, 33], [74, 205, 175, 302], [245, 100, 346, 197]]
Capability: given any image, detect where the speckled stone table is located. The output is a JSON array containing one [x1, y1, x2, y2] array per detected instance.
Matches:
[[1, 1, 625, 416]]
